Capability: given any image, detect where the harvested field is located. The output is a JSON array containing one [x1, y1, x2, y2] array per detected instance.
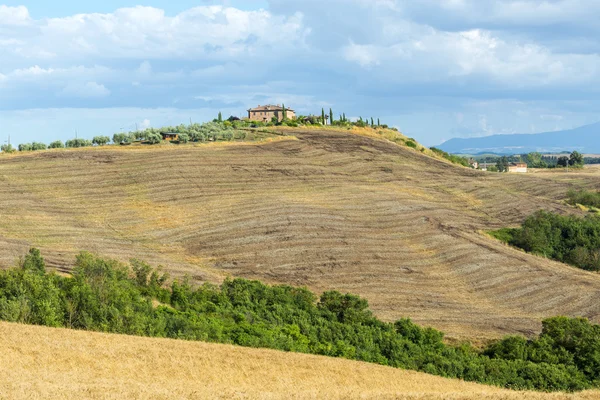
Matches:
[[1, 321, 598, 400], [0, 128, 599, 340]]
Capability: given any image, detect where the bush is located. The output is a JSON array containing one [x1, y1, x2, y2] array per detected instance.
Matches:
[[18, 143, 32, 152], [145, 133, 162, 144], [49, 141, 64, 149], [66, 139, 92, 148], [0, 249, 598, 392], [113, 133, 130, 144], [92, 136, 111, 146], [491, 211, 600, 271], [1, 144, 15, 153], [405, 140, 418, 149], [31, 142, 47, 151], [430, 147, 470, 167], [567, 189, 600, 209]]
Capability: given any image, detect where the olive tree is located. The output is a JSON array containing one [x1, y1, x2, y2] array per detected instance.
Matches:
[[49, 141, 64, 149], [146, 133, 162, 144], [92, 136, 110, 146]]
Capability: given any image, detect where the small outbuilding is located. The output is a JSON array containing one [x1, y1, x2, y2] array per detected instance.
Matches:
[[508, 162, 528, 173], [160, 133, 179, 141]]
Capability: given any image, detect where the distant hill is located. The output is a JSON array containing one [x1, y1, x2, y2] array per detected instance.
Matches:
[[1, 127, 600, 341], [438, 122, 600, 154]]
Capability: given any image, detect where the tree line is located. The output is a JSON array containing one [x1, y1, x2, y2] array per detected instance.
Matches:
[[0, 249, 599, 392], [475, 152, 585, 172], [491, 210, 600, 272]]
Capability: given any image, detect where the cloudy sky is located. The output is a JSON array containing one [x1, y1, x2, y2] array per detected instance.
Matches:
[[1, 0, 599, 146]]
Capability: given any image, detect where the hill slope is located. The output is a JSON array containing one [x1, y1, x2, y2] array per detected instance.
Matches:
[[1, 321, 598, 399], [438, 122, 600, 154], [0, 128, 599, 340]]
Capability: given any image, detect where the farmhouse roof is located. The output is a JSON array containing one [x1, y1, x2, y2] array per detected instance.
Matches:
[[248, 105, 295, 112]]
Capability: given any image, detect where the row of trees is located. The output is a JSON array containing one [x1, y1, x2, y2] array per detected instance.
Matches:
[[475, 152, 585, 171], [1, 249, 598, 392]]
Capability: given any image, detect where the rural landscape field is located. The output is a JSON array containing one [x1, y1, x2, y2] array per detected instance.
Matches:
[[1, 127, 599, 341], [4, 1, 600, 398], [1, 320, 599, 400]]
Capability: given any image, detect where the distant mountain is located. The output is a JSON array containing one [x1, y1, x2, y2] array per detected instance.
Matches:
[[438, 122, 600, 155]]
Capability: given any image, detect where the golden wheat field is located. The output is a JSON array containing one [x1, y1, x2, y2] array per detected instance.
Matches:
[[0, 127, 599, 341], [1, 321, 598, 400]]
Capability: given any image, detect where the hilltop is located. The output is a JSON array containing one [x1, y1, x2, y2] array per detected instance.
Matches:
[[0, 126, 599, 340], [438, 122, 600, 154], [1, 321, 598, 399]]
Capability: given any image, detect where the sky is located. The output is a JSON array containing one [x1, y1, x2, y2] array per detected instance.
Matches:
[[1, 0, 600, 147]]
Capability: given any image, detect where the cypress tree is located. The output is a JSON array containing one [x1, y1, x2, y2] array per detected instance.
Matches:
[[378, 118, 380, 126], [218, 112, 223, 123], [371, 117, 374, 126], [329, 108, 334, 125], [322, 108, 326, 125], [282, 104, 287, 121]]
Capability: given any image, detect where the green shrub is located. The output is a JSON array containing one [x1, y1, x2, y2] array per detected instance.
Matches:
[[567, 189, 600, 209], [66, 139, 92, 148], [490, 211, 600, 271], [430, 147, 470, 167], [49, 141, 64, 149], [0, 249, 598, 392]]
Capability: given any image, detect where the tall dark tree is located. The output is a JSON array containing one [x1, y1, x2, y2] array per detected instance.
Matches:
[[329, 108, 334, 124], [322, 108, 326, 125], [377, 118, 380, 126], [496, 156, 510, 172], [218, 112, 223, 123], [282, 104, 287, 121], [570, 151, 584, 166], [557, 156, 570, 167], [371, 117, 375, 126]]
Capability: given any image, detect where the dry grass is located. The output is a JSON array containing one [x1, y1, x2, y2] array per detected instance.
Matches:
[[1, 321, 598, 400], [1, 128, 599, 341]]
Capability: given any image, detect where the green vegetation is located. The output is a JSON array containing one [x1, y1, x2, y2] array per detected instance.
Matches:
[[567, 189, 600, 209], [66, 138, 93, 148], [490, 211, 600, 272], [92, 136, 111, 146], [0, 143, 15, 153], [405, 139, 418, 149], [430, 147, 471, 167], [474, 151, 585, 169], [0, 249, 598, 392], [49, 140, 64, 149]]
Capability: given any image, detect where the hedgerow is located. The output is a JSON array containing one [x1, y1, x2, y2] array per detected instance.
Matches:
[[0, 249, 598, 392]]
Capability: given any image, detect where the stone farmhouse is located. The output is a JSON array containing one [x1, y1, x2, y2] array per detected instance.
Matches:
[[248, 105, 296, 122]]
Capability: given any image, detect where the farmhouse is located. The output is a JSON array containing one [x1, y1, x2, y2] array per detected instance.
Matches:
[[248, 105, 295, 122], [508, 162, 528, 173], [160, 133, 179, 141]]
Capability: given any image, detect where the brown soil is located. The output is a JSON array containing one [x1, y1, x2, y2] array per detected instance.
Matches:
[[0, 128, 599, 341]]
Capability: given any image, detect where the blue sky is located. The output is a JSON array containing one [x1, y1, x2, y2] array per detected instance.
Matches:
[[1, 0, 599, 146]]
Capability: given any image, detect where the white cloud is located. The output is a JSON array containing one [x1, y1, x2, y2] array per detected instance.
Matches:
[[18, 6, 309, 61], [0, 5, 31, 26], [139, 119, 151, 129], [59, 82, 111, 98]]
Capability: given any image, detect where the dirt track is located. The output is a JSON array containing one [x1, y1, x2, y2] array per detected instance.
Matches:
[[0, 128, 599, 340]]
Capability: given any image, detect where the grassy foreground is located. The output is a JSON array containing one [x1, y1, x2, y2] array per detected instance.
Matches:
[[0, 321, 599, 400]]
